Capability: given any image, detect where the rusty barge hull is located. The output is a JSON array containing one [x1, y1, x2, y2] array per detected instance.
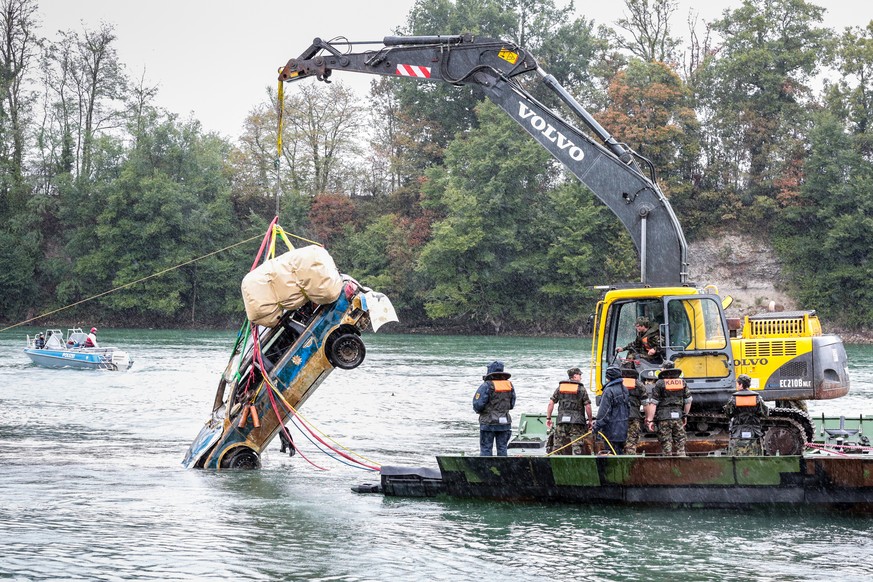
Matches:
[[379, 455, 873, 510]]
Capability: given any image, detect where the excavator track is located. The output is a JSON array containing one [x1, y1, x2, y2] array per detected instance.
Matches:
[[764, 408, 815, 456], [653, 409, 814, 456]]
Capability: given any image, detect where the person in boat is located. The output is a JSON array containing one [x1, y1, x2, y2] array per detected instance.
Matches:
[[723, 374, 769, 456], [622, 364, 652, 455], [34, 333, 46, 349], [472, 361, 516, 456], [83, 327, 99, 348], [545, 367, 592, 455], [646, 361, 692, 456], [593, 366, 630, 455], [615, 316, 663, 364]]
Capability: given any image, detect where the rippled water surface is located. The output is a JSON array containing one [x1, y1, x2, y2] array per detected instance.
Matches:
[[1, 329, 872, 580]]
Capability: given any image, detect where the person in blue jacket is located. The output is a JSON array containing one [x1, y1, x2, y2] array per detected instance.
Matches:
[[473, 361, 517, 456], [593, 366, 630, 454]]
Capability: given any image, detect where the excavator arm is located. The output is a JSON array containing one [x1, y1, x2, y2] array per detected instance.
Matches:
[[280, 34, 688, 285]]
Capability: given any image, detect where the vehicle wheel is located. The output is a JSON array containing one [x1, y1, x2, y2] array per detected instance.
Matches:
[[327, 333, 366, 370], [221, 447, 261, 470]]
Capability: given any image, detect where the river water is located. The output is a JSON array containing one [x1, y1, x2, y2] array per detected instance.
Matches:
[[1, 328, 872, 580]]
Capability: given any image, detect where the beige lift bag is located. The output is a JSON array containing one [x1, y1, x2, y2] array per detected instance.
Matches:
[[241, 245, 344, 327]]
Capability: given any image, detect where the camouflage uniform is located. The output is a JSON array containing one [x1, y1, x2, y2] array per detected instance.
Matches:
[[549, 379, 591, 455], [623, 318, 663, 364], [649, 366, 692, 456], [622, 368, 649, 455], [724, 386, 768, 456]]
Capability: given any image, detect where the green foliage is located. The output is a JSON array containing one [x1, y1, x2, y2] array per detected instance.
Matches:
[[773, 110, 873, 327], [416, 100, 556, 331], [698, 0, 831, 204]]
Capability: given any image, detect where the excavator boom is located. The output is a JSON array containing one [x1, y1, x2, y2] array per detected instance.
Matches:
[[280, 34, 688, 286]]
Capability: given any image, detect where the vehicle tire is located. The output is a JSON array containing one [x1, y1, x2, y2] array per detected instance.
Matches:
[[221, 447, 261, 470], [327, 333, 366, 370]]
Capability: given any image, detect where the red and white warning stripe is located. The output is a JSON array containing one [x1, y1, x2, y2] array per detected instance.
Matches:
[[396, 64, 431, 78]]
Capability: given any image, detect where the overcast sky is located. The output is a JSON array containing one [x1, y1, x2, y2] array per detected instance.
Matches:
[[38, 0, 862, 141]]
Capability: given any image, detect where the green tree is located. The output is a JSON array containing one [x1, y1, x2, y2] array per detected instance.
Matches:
[[68, 116, 244, 325], [699, 0, 830, 205], [825, 23, 873, 157], [0, 0, 39, 221], [774, 111, 873, 327], [416, 99, 555, 333]]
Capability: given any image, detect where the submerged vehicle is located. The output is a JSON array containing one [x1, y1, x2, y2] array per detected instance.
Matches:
[[23, 328, 133, 371], [183, 220, 397, 470], [278, 33, 850, 453]]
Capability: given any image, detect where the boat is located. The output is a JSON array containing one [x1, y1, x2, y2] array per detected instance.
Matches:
[[356, 414, 873, 511], [23, 328, 134, 371]]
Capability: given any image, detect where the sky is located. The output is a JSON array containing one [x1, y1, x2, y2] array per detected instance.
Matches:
[[38, 0, 864, 141]]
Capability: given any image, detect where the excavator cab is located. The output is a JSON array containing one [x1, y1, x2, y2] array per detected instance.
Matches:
[[593, 287, 735, 407]]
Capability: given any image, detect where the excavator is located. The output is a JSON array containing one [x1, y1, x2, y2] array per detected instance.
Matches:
[[278, 34, 850, 455]]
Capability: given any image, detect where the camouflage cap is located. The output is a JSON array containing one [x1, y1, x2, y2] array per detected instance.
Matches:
[[567, 367, 582, 378], [658, 361, 682, 378], [737, 373, 752, 388], [635, 316, 650, 327]]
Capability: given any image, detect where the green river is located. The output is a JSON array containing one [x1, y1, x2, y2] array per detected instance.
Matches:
[[1, 328, 871, 580]]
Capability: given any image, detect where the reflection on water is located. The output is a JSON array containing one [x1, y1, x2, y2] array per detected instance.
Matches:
[[0, 328, 872, 580]]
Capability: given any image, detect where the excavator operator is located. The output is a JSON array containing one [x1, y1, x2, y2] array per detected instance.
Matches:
[[615, 316, 663, 364]]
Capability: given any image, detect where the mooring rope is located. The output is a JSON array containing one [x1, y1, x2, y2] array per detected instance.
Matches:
[[0, 233, 269, 333]]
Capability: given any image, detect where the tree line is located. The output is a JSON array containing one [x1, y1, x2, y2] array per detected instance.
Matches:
[[1, 0, 872, 333]]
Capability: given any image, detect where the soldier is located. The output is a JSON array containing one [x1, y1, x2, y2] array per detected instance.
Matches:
[[622, 365, 652, 454], [546, 367, 593, 455], [646, 361, 692, 456], [615, 316, 663, 364], [723, 373, 769, 456], [472, 361, 516, 456]]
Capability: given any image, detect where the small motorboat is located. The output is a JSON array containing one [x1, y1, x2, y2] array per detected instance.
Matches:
[[23, 328, 134, 371]]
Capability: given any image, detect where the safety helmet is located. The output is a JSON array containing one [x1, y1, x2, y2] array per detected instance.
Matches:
[[90, 327, 97, 333]]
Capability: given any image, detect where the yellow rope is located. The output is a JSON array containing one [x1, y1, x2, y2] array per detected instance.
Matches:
[[545, 430, 618, 456], [546, 430, 592, 456], [277, 226, 322, 248], [0, 233, 262, 333]]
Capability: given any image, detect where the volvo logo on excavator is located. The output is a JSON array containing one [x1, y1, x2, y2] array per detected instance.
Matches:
[[518, 103, 585, 162]]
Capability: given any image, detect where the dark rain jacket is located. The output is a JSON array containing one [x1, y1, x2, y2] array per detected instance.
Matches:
[[593, 378, 629, 444], [473, 365, 516, 432]]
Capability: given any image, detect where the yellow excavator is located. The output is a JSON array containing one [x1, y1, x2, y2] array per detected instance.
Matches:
[[278, 33, 850, 454]]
